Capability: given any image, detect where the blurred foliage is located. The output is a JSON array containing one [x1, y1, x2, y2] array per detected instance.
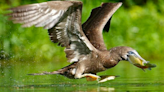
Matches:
[[0, 0, 164, 62]]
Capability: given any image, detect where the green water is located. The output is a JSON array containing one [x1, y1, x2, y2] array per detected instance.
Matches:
[[0, 60, 163, 92]]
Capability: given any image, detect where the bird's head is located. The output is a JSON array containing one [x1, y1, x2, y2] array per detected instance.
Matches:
[[110, 46, 156, 70]]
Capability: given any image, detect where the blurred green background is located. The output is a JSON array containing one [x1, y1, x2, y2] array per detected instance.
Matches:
[[0, 0, 164, 91], [0, 0, 164, 62]]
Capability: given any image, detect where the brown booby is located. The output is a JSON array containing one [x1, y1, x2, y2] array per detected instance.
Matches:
[[7, 1, 156, 83]]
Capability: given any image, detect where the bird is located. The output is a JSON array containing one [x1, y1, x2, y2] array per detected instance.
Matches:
[[7, 1, 156, 83]]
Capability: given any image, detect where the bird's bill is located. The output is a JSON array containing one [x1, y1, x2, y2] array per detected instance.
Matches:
[[128, 55, 156, 70]]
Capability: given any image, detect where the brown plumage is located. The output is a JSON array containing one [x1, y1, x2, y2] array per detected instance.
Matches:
[[7, 1, 155, 83]]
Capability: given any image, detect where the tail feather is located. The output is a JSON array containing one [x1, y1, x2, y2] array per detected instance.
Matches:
[[28, 71, 60, 75], [28, 62, 78, 79]]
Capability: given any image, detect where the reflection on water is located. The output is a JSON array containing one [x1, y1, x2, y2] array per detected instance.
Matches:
[[18, 85, 115, 92], [0, 60, 163, 92], [2, 82, 164, 92], [99, 87, 115, 92]]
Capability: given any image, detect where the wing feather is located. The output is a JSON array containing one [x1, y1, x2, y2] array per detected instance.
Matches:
[[82, 2, 122, 51], [7, 1, 97, 63]]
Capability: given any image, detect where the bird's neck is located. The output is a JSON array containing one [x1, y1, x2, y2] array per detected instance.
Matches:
[[102, 47, 126, 69]]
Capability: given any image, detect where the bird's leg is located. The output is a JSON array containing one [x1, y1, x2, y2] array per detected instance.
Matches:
[[74, 63, 117, 82], [74, 64, 100, 81]]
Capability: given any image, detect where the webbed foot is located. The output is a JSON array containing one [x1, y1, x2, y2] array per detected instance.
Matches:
[[84, 74, 100, 81], [75, 73, 118, 83], [98, 75, 118, 83]]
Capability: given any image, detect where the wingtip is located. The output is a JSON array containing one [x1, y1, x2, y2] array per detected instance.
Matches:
[[117, 2, 123, 7], [101, 2, 122, 7], [3, 7, 14, 17]]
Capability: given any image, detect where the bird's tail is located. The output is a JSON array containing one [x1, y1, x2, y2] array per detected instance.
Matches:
[[28, 62, 78, 79], [28, 71, 60, 75]]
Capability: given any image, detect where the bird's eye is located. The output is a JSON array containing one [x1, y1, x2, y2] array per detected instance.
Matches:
[[128, 51, 135, 55]]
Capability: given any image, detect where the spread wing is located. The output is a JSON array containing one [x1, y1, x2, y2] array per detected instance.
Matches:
[[7, 1, 97, 63], [82, 2, 122, 51]]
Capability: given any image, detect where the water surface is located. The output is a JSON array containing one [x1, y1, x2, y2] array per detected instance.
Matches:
[[0, 60, 163, 92]]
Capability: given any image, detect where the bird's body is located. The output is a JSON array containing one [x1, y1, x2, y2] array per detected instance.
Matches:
[[7, 1, 156, 83], [57, 46, 129, 78], [32, 47, 119, 79]]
